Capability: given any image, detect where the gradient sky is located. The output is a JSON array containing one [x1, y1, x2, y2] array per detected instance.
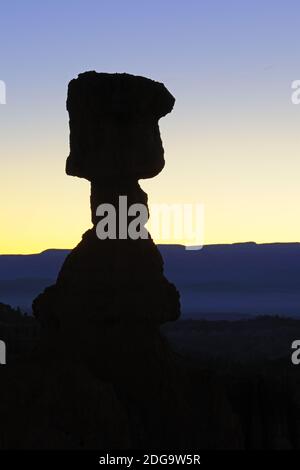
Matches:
[[1, 0, 300, 253]]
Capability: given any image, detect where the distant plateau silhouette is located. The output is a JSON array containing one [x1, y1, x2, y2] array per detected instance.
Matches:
[[0, 242, 299, 318]]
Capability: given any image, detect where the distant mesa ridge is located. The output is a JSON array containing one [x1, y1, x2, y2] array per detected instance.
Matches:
[[0, 242, 300, 317]]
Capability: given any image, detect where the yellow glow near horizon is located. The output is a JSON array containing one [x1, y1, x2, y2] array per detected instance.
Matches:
[[1, 119, 300, 254]]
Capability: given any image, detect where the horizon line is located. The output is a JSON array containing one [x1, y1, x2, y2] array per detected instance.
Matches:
[[1, 240, 300, 256]]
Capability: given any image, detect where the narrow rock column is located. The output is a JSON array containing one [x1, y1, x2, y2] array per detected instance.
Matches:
[[34, 71, 181, 332]]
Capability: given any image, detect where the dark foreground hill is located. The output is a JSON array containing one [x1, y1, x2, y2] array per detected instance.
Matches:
[[1, 310, 300, 449], [164, 316, 300, 449]]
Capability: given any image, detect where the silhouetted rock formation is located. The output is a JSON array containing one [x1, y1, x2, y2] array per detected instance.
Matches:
[[34, 72, 180, 331], [31, 72, 189, 447], [66, 72, 174, 180], [0, 73, 242, 450]]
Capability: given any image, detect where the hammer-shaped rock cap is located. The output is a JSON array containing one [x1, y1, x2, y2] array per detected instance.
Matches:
[[66, 71, 175, 181]]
